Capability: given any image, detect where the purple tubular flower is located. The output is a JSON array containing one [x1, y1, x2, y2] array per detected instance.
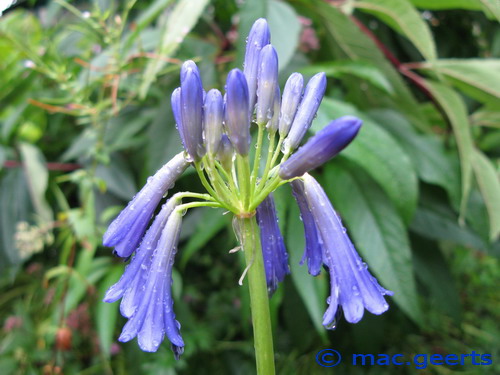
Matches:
[[256, 194, 290, 294], [225, 69, 251, 155], [267, 86, 280, 133], [256, 45, 278, 125], [204, 89, 224, 154], [243, 18, 271, 112], [180, 61, 205, 160], [279, 73, 304, 137], [116, 209, 184, 356], [279, 116, 362, 180], [102, 152, 189, 257], [283, 73, 327, 154], [290, 180, 322, 276], [171, 88, 187, 150], [300, 173, 393, 326]]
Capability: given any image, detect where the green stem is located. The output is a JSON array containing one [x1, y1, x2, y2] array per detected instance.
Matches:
[[236, 154, 251, 211], [256, 131, 276, 195], [237, 216, 275, 375], [250, 123, 266, 197]]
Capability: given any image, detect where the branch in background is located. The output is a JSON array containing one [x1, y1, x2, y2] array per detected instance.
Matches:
[[3, 160, 82, 171], [350, 15, 435, 102]]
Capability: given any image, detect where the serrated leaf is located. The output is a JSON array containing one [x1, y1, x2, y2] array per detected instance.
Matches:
[[355, 0, 436, 60], [139, 0, 209, 98], [419, 59, 500, 103], [268, 0, 301, 70], [324, 161, 422, 324], [472, 149, 500, 241], [19, 142, 52, 222], [315, 98, 418, 225], [96, 265, 122, 358], [286, 201, 328, 339], [301, 61, 393, 94], [425, 81, 475, 219]]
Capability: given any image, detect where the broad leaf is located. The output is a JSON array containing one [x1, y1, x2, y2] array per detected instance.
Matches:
[[472, 149, 500, 241], [324, 161, 422, 324], [425, 81, 474, 219], [268, 0, 301, 70], [301, 61, 393, 94], [419, 59, 500, 103], [355, 0, 437, 60], [316, 98, 418, 225], [19, 142, 52, 222], [139, 0, 209, 98], [369, 109, 461, 207]]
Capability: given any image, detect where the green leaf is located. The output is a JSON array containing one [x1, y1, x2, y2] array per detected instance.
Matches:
[[139, 0, 209, 98], [410, 192, 491, 252], [355, 0, 437, 60], [19, 142, 52, 222], [425, 81, 475, 219], [369, 109, 461, 207], [303, 0, 428, 129], [286, 201, 328, 339], [96, 265, 122, 358], [236, 0, 268, 67], [179, 208, 228, 268], [315, 98, 418, 225], [301, 61, 393, 94], [268, 0, 301, 70], [410, 0, 483, 10], [471, 107, 500, 128], [95, 154, 137, 201], [412, 236, 461, 322], [324, 161, 422, 324], [472, 149, 500, 241], [419, 59, 500, 103], [0, 169, 32, 269]]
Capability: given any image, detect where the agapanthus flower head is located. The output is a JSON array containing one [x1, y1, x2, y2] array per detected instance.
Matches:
[[103, 18, 390, 361]]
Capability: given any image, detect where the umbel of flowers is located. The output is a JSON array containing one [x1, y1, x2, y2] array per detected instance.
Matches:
[[103, 18, 392, 367]]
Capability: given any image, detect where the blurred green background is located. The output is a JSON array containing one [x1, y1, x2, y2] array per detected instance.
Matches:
[[0, 0, 499, 374]]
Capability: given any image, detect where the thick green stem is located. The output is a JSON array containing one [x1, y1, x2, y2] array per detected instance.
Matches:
[[237, 216, 275, 375]]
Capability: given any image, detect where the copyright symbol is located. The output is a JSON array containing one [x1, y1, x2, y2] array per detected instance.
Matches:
[[316, 349, 342, 367]]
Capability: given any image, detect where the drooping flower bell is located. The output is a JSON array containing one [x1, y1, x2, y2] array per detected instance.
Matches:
[[103, 17, 391, 360]]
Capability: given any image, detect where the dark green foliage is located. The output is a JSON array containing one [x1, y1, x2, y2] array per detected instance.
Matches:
[[0, 0, 498, 374]]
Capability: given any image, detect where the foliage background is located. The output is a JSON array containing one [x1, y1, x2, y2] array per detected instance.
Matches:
[[0, 0, 499, 374]]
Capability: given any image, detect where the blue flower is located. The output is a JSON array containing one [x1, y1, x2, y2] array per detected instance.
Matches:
[[280, 116, 362, 179], [279, 73, 303, 137], [256, 45, 278, 125], [225, 69, 251, 155], [102, 152, 189, 258], [256, 194, 290, 294], [105, 199, 184, 355], [292, 174, 393, 327]]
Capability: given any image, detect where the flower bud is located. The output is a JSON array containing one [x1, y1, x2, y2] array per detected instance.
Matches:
[[283, 73, 326, 153], [243, 18, 271, 112], [267, 86, 280, 133], [217, 134, 234, 172], [279, 73, 303, 137], [204, 89, 223, 154], [225, 69, 251, 155], [256, 45, 278, 125], [180, 61, 205, 160], [171, 87, 187, 150], [280, 116, 362, 180]]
